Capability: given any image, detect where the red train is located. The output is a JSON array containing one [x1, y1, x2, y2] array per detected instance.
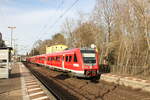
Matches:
[[27, 48, 101, 80]]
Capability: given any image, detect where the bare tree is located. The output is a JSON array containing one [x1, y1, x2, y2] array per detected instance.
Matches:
[[61, 18, 77, 48], [93, 0, 150, 79]]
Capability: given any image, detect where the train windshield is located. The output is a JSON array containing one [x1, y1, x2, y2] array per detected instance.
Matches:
[[81, 49, 96, 65]]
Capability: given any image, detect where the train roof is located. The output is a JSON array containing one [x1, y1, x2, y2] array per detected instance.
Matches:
[[28, 48, 95, 58]]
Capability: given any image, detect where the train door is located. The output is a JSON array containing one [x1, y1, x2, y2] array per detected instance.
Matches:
[[72, 53, 80, 69], [64, 54, 73, 70], [47, 56, 50, 65], [62, 54, 65, 70], [44, 56, 47, 66], [56, 56, 61, 68]]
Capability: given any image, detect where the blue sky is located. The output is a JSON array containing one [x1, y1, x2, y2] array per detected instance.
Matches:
[[0, 0, 96, 54]]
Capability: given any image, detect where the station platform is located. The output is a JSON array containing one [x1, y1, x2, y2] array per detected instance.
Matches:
[[0, 62, 55, 100], [0, 62, 24, 100], [101, 73, 150, 92]]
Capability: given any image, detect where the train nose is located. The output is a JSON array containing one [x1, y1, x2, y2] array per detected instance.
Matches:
[[84, 69, 98, 77]]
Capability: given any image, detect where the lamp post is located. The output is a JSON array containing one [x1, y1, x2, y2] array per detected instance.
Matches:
[[8, 26, 16, 47]]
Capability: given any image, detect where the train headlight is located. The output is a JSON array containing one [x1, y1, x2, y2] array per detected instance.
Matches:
[[73, 64, 79, 67], [90, 66, 92, 69]]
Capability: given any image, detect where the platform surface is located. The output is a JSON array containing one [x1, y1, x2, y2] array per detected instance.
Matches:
[[0, 62, 23, 100], [0, 62, 54, 100]]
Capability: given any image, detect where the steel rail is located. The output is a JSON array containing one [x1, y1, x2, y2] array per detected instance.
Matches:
[[25, 63, 78, 100]]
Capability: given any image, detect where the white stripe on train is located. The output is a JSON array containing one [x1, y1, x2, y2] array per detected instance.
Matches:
[[36, 63, 85, 74]]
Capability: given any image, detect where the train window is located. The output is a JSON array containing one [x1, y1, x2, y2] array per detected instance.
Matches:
[[39, 57, 42, 60], [69, 56, 72, 62], [81, 49, 95, 53], [51, 57, 54, 61], [66, 56, 68, 62], [56, 56, 60, 61], [48, 57, 51, 61], [54, 57, 56, 61], [41, 58, 43, 60], [81, 49, 96, 65], [74, 54, 78, 62], [58, 57, 60, 61]]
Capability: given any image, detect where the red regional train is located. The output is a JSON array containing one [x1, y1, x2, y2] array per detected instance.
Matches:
[[27, 48, 101, 80]]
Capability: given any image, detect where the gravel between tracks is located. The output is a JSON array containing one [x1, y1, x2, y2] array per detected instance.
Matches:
[[25, 63, 150, 100]]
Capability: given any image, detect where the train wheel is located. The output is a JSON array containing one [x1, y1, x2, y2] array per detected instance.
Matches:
[[96, 74, 101, 80], [91, 74, 101, 82], [68, 72, 74, 78]]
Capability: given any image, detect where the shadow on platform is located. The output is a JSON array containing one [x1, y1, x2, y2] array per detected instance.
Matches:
[[10, 73, 21, 78]]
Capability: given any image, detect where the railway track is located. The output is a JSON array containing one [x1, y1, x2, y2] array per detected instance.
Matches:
[[25, 63, 80, 100], [24, 62, 150, 100]]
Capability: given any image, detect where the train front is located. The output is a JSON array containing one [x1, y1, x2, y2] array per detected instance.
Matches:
[[80, 48, 100, 79]]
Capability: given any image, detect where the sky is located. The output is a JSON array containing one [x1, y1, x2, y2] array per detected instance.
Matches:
[[0, 0, 96, 55]]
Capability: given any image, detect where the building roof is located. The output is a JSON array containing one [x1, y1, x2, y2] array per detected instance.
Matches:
[[0, 47, 13, 50]]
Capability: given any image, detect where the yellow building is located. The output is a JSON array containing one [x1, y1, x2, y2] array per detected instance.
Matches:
[[46, 45, 68, 54]]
